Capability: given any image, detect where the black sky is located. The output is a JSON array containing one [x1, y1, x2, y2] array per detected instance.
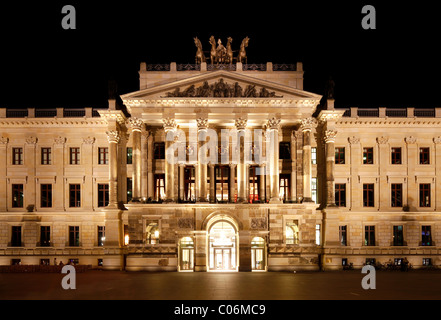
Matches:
[[0, 1, 440, 109]]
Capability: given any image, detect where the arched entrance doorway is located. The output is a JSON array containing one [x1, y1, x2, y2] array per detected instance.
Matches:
[[208, 220, 238, 271], [178, 237, 194, 271]]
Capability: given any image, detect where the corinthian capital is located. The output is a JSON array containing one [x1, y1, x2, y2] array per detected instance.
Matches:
[[128, 117, 144, 132], [324, 130, 337, 143], [196, 118, 209, 131], [267, 117, 280, 130], [106, 130, 120, 144], [163, 117, 177, 132], [235, 117, 248, 130], [300, 117, 316, 132]]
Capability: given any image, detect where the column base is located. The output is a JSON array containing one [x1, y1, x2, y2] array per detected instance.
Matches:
[[130, 198, 141, 203], [269, 198, 282, 204], [163, 199, 175, 203], [302, 197, 314, 203]]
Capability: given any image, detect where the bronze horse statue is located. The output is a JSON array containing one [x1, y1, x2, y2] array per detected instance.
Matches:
[[237, 37, 250, 64], [194, 37, 206, 64], [209, 36, 217, 65], [226, 37, 234, 64]]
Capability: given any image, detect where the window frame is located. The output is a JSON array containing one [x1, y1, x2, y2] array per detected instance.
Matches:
[[363, 183, 375, 207], [391, 183, 403, 208], [12, 184, 24, 208], [364, 225, 376, 246], [419, 183, 431, 207], [98, 147, 109, 165], [69, 147, 80, 165], [40, 184, 52, 208], [391, 147, 402, 165], [335, 147, 345, 164], [362, 147, 374, 164], [12, 147, 23, 165], [41, 147, 52, 165], [419, 147, 430, 165], [335, 183, 346, 207], [69, 184, 81, 208]]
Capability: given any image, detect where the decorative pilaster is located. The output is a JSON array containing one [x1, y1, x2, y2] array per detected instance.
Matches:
[[235, 117, 248, 203], [129, 117, 144, 202], [301, 117, 315, 202], [324, 129, 337, 206], [267, 117, 281, 203], [163, 117, 177, 202], [106, 130, 120, 208]]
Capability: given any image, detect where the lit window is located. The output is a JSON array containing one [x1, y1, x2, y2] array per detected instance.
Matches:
[[311, 178, 317, 203], [311, 147, 317, 164], [315, 224, 321, 245], [146, 222, 159, 244], [286, 220, 299, 244]]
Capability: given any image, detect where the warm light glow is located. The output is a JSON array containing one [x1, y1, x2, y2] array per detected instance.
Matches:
[[124, 234, 129, 246]]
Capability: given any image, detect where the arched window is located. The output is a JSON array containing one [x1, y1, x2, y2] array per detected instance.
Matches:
[[146, 222, 159, 244], [286, 221, 299, 244]]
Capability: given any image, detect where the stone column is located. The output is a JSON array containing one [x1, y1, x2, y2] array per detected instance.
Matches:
[[267, 117, 281, 203], [106, 130, 120, 208], [259, 164, 266, 202], [324, 130, 337, 206], [0, 137, 8, 211], [179, 163, 185, 202], [129, 117, 144, 202], [238, 230, 251, 272], [197, 118, 208, 202], [290, 131, 297, 202], [236, 118, 248, 203], [434, 137, 441, 211], [147, 130, 154, 199], [141, 130, 150, 200], [301, 117, 315, 203], [163, 118, 177, 202]]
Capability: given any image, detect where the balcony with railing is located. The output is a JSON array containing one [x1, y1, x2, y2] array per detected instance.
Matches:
[[1, 107, 107, 119], [339, 107, 440, 119]]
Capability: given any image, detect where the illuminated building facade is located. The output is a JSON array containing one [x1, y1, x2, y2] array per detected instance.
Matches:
[[1, 57, 441, 271]]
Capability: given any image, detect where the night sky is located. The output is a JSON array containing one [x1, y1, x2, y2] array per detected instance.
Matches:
[[0, 1, 439, 109]]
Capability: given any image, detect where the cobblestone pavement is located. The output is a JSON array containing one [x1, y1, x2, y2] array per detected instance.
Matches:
[[1, 269, 441, 300]]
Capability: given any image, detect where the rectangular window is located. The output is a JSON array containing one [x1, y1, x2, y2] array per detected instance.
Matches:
[[363, 147, 374, 164], [279, 142, 291, 160], [184, 167, 196, 202], [69, 226, 80, 247], [12, 184, 24, 208], [69, 147, 80, 165], [126, 147, 133, 164], [98, 184, 109, 207], [423, 258, 432, 266], [40, 184, 52, 208], [422, 226, 432, 246], [249, 166, 261, 203], [315, 224, 321, 245], [393, 225, 404, 246], [335, 183, 346, 207], [41, 147, 51, 165], [311, 177, 317, 203], [419, 184, 431, 207], [311, 147, 317, 165], [40, 226, 51, 247], [335, 147, 345, 164], [127, 178, 132, 202], [11, 226, 22, 247], [286, 220, 299, 245], [339, 225, 347, 246], [363, 184, 374, 207], [154, 142, 165, 159], [154, 174, 165, 201], [391, 147, 402, 164], [419, 147, 430, 165], [98, 226, 105, 246], [98, 147, 109, 165], [69, 184, 81, 208], [279, 174, 290, 202], [364, 225, 375, 246], [391, 183, 403, 207], [12, 148, 23, 165]]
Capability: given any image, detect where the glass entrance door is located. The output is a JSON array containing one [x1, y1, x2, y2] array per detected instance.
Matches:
[[179, 237, 194, 271], [208, 220, 237, 271], [214, 248, 232, 270], [251, 237, 266, 271]]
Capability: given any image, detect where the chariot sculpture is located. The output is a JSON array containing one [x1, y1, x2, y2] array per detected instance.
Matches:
[[194, 36, 250, 65]]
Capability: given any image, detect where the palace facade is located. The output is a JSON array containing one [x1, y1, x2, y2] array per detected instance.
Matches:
[[1, 59, 441, 272]]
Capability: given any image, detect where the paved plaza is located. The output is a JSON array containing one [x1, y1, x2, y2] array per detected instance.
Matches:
[[1, 269, 441, 300]]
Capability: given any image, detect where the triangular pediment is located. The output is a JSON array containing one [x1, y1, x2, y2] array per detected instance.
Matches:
[[120, 70, 321, 101]]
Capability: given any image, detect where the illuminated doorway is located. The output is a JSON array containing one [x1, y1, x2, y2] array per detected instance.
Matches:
[[179, 237, 194, 271], [208, 220, 238, 271], [251, 237, 266, 271]]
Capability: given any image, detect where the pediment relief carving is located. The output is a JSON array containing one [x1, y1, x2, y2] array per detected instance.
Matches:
[[162, 78, 283, 98]]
